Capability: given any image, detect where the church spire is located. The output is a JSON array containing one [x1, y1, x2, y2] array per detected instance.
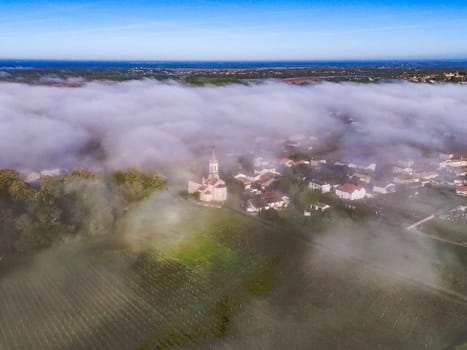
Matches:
[[211, 147, 217, 162], [209, 147, 219, 176]]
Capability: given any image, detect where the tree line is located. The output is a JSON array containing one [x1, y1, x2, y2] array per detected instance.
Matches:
[[0, 168, 165, 256]]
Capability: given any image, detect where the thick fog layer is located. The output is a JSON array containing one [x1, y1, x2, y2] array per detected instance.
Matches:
[[0, 80, 466, 171]]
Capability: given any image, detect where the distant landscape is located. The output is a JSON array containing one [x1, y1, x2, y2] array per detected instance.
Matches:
[[1, 59, 466, 85]]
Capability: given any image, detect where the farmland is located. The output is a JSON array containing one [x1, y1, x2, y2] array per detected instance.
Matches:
[[1, 195, 467, 349]]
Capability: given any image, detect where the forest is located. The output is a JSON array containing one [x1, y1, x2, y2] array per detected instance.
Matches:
[[0, 168, 165, 257]]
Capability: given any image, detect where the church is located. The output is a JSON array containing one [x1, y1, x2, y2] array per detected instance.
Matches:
[[188, 149, 228, 203]]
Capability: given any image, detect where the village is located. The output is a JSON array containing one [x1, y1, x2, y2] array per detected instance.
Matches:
[[17, 136, 467, 240], [187, 137, 467, 241]]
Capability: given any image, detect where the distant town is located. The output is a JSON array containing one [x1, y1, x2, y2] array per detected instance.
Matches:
[[1, 60, 466, 86]]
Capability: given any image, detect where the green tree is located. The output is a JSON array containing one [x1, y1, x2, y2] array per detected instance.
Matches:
[[111, 168, 166, 203]]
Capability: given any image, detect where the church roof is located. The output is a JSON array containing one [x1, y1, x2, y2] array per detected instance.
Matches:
[[189, 176, 202, 184], [206, 174, 223, 185]]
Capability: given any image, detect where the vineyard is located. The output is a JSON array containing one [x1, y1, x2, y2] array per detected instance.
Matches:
[[0, 205, 287, 350], [1, 205, 467, 349]]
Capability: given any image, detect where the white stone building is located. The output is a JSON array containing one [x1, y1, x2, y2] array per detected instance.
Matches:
[[335, 183, 366, 201], [188, 149, 227, 203], [373, 182, 395, 194], [245, 191, 289, 214], [310, 202, 331, 212], [309, 179, 331, 193], [456, 186, 467, 197]]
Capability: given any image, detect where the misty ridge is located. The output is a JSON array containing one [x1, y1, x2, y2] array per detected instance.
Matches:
[[1, 79, 467, 175]]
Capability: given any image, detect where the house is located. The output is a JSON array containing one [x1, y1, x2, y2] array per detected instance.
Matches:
[[456, 186, 467, 197], [451, 166, 467, 177], [311, 202, 331, 212], [254, 157, 273, 168], [373, 182, 395, 194], [309, 179, 331, 193], [40, 169, 63, 177], [393, 166, 414, 175], [335, 183, 366, 201], [309, 159, 327, 167], [439, 153, 454, 161], [188, 149, 227, 203], [393, 174, 420, 184], [441, 157, 467, 170], [279, 158, 294, 167], [23, 168, 65, 185], [414, 171, 439, 184], [279, 157, 310, 167], [351, 172, 372, 184], [24, 172, 41, 184], [348, 162, 376, 172], [245, 191, 289, 213], [234, 168, 280, 192], [262, 191, 290, 210], [415, 171, 439, 180], [233, 174, 253, 189], [293, 160, 310, 166], [246, 198, 267, 213], [253, 168, 280, 189]]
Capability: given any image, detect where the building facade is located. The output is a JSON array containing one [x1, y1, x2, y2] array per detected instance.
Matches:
[[309, 179, 331, 193], [335, 183, 366, 201], [188, 149, 228, 203]]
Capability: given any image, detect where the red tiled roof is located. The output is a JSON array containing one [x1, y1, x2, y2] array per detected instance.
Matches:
[[336, 183, 361, 193], [262, 191, 284, 203], [235, 175, 251, 184], [206, 177, 219, 185]]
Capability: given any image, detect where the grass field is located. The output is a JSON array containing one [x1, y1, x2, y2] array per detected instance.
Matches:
[[1, 195, 467, 349], [421, 219, 467, 244]]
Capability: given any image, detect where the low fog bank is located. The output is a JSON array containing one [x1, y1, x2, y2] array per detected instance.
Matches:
[[2, 80, 467, 350], [1, 80, 466, 175]]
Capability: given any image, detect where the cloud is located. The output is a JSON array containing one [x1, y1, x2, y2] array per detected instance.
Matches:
[[0, 80, 466, 173]]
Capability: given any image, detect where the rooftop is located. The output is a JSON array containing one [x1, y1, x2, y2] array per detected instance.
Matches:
[[336, 183, 361, 193]]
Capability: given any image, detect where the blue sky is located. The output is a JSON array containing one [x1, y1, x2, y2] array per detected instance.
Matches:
[[1, 0, 466, 60]]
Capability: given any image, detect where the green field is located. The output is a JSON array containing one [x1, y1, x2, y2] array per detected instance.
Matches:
[[1, 194, 467, 349], [421, 219, 467, 244]]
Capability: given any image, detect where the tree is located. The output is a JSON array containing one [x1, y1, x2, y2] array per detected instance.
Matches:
[[111, 168, 166, 203]]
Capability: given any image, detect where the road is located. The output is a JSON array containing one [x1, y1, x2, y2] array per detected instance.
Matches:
[[406, 214, 435, 230], [406, 214, 467, 249], [408, 227, 467, 248]]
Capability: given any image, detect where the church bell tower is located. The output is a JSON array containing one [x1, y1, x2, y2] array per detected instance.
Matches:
[[209, 148, 219, 176]]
